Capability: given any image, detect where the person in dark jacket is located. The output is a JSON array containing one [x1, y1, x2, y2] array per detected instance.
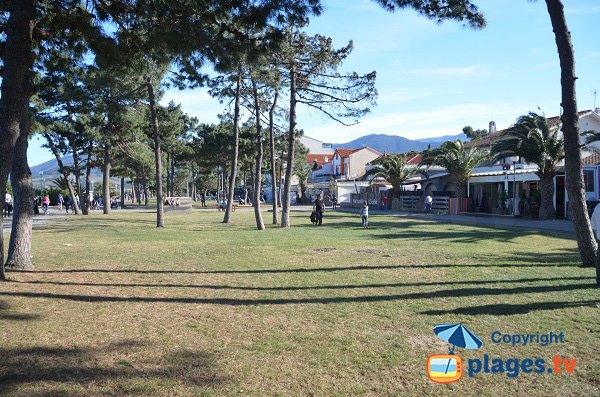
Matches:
[[313, 194, 324, 226]]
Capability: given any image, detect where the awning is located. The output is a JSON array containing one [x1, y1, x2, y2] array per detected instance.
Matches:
[[469, 169, 539, 184]]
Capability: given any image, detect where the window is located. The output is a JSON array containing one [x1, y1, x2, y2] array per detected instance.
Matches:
[[584, 170, 595, 193]]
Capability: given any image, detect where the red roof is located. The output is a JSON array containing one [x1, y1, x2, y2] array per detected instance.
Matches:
[[406, 153, 423, 165], [307, 154, 331, 166], [334, 148, 354, 158], [582, 153, 600, 165], [370, 152, 422, 164]]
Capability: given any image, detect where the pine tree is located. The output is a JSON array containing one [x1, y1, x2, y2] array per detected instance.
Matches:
[[275, 27, 377, 227]]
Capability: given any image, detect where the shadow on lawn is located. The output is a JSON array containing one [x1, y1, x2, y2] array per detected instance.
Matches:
[[0, 301, 41, 322], [420, 300, 600, 316], [0, 282, 596, 306], [369, 228, 555, 244], [18, 276, 595, 291], [0, 340, 226, 394], [28, 261, 583, 275]]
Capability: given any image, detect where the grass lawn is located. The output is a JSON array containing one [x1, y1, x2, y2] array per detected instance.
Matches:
[[1, 208, 599, 396]]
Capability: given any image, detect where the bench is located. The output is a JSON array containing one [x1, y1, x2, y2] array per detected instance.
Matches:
[[164, 196, 193, 212], [217, 202, 237, 212]]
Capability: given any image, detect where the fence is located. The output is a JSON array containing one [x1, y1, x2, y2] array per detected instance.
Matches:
[[351, 192, 469, 215]]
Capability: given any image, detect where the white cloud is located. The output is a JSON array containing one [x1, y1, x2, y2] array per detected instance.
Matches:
[[301, 102, 532, 143], [160, 89, 223, 124]]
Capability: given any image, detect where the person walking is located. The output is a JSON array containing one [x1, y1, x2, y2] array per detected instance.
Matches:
[[200, 192, 206, 207], [381, 194, 388, 211], [313, 194, 324, 226], [4, 191, 13, 217], [361, 201, 369, 229], [42, 194, 50, 215], [57, 193, 64, 211], [425, 194, 433, 213], [332, 195, 337, 210]]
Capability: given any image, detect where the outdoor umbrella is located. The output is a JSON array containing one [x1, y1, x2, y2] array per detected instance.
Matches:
[[434, 323, 483, 374]]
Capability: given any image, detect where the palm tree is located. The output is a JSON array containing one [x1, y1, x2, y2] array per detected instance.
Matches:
[[51, 176, 70, 191], [420, 140, 489, 201], [294, 162, 311, 204], [581, 129, 600, 149], [491, 112, 564, 220], [366, 154, 424, 191]]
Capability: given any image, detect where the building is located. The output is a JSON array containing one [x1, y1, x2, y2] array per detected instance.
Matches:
[[331, 147, 382, 180], [462, 109, 600, 217]]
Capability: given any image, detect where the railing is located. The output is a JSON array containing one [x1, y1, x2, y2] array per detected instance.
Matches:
[[350, 192, 468, 215]]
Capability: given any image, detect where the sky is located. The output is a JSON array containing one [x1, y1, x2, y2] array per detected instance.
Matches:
[[28, 0, 599, 166]]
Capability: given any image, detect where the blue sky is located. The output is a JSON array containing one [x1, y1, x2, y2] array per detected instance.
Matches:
[[29, 0, 599, 166]]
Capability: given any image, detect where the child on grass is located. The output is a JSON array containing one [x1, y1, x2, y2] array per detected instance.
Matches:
[[361, 201, 369, 229]]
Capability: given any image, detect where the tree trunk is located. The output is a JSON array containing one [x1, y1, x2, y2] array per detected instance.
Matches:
[[456, 179, 467, 203], [166, 152, 172, 198], [281, 63, 297, 228], [82, 143, 93, 215], [135, 175, 141, 204], [146, 75, 164, 227], [43, 133, 79, 214], [0, 0, 35, 277], [545, 0, 597, 272], [143, 175, 149, 206], [120, 177, 125, 208], [278, 153, 284, 207], [191, 166, 197, 201], [224, 70, 242, 223], [170, 153, 176, 196], [103, 142, 111, 214], [269, 92, 279, 224], [70, 138, 83, 215], [538, 175, 556, 220], [251, 76, 265, 230], [6, 104, 33, 271]]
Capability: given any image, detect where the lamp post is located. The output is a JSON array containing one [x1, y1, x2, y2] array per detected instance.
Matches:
[[513, 161, 517, 216]]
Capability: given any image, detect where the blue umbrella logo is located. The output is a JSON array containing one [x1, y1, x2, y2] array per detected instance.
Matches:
[[434, 324, 483, 375], [434, 323, 483, 354]]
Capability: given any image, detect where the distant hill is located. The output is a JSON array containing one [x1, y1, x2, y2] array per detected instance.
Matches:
[[30, 156, 104, 182], [416, 133, 467, 143], [333, 133, 468, 154], [30, 156, 72, 178]]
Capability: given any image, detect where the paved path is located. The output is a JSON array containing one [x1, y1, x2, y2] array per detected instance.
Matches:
[[335, 206, 575, 234], [3, 204, 576, 235]]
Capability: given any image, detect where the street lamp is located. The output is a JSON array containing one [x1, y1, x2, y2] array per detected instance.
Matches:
[[513, 160, 517, 216]]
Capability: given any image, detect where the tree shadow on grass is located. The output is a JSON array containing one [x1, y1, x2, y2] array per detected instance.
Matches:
[[486, 249, 581, 265], [420, 300, 600, 316], [0, 301, 41, 322], [17, 275, 595, 292], [369, 228, 548, 244], [28, 261, 584, 276], [0, 282, 595, 306], [0, 340, 226, 395]]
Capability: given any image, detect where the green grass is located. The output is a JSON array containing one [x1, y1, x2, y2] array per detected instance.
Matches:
[[1, 209, 599, 396]]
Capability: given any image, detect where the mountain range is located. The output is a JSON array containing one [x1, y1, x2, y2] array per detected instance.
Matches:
[[30, 155, 104, 182], [30, 132, 467, 178], [332, 133, 466, 153]]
